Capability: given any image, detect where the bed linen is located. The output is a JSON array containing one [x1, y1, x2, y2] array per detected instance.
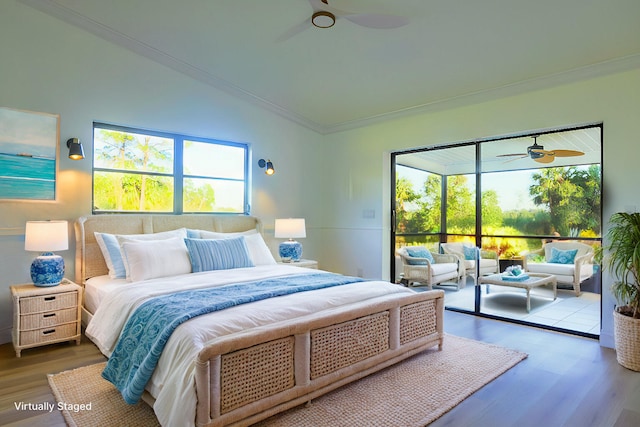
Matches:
[[85, 264, 417, 427], [103, 272, 365, 404], [84, 275, 127, 313]]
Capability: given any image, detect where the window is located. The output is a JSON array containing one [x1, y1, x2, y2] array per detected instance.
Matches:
[[92, 123, 248, 214]]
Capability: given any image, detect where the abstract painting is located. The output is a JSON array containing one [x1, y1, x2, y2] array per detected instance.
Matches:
[[0, 107, 59, 200]]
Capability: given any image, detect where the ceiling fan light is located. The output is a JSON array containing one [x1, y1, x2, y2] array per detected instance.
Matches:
[[312, 11, 335, 28]]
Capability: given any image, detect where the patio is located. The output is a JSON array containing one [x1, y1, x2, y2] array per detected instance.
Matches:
[[413, 275, 601, 335]]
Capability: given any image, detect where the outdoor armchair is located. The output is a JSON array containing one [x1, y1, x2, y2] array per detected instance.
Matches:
[[397, 246, 463, 290], [441, 242, 499, 287], [522, 241, 595, 296]]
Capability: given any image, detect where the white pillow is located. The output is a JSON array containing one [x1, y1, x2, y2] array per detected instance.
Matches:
[[95, 228, 187, 279], [197, 229, 257, 238], [199, 229, 276, 265], [120, 237, 191, 282]]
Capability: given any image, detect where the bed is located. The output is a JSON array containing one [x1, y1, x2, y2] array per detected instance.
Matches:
[[75, 214, 444, 427]]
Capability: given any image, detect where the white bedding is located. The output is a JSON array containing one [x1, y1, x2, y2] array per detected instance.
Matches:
[[84, 275, 128, 314], [85, 264, 415, 427]]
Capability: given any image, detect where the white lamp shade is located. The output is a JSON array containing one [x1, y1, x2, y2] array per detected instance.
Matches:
[[25, 221, 69, 252], [274, 218, 306, 239]]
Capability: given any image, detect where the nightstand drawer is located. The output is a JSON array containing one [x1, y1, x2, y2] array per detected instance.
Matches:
[[19, 323, 78, 346], [20, 307, 77, 330], [11, 282, 83, 357], [19, 291, 77, 314]]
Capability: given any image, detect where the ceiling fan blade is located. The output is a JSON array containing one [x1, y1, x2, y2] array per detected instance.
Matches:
[[549, 149, 585, 157], [277, 18, 311, 42], [344, 13, 409, 29], [496, 153, 527, 158], [309, 0, 408, 29], [534, 155, 555, 164], [502, 155, 528, 164]]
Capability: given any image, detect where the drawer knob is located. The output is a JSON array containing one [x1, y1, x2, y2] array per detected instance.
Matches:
[[43, 313, 56, 318], [44, 296, 56, 301], [42, 329, 56, 335]]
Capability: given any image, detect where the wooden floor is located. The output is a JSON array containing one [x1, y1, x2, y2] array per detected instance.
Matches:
[[0, 334, 105, 427], [1, 311, 639, 427]]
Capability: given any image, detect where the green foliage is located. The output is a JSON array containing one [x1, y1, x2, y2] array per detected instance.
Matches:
[[395, 176, 422, 234], [395, 174, 442, 234], [481, 226, 529, 258], [598, 212, 640, 318], [481, 190, 503, 228], [395, 164, 601, 261], [93, 129, 220, 212], [529, 166, 601, 236], [183, 179, 216, 212], [502, 209, 551, 235], [94, 172, 173, 212], [446, 175, 475, 232]]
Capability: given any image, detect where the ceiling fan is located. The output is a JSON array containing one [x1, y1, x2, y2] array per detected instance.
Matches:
[[279, 0, 409, 41], [497, 136, 585, 164]]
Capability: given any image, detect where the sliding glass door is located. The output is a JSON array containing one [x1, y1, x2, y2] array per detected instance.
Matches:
[[391, 125, 602, 337]]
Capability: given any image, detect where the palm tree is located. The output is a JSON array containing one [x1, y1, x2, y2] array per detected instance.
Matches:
[[529, 167, 580, 235]]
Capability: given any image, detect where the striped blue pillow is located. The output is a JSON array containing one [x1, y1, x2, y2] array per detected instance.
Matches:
[[184, 236, 254, 272]]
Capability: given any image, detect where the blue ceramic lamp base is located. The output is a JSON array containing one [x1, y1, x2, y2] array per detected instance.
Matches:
[[30, 252, 65, 287], [279, 240, 303, 262]]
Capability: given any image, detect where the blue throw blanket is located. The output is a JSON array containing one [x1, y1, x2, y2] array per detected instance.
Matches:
[[102, 272, 364, 404]]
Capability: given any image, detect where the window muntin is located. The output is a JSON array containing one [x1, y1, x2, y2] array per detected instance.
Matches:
[[93, 124, 248, 214]]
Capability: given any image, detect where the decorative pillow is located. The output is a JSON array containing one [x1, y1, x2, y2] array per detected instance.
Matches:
[[199, 229, 276, 265], [463, 245, 478, 260], [94, 232, 127, 279], [120, 237, 191, 282], [95, 228, 187, 279], [197, 229, 258, 239], [405, 247, 435, 265], [184, 236, 254, 272], [186, 229, 201, 238], [549, 247, 578, 264]]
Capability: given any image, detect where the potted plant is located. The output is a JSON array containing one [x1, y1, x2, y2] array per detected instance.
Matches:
[[596, 212, 640, 371]]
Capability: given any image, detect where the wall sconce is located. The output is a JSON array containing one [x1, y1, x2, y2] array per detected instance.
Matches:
[[66, 138, 84, 160], [258, 158, 275, 175]]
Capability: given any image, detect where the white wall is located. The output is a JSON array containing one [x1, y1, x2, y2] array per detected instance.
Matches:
[[319, 69, 640, 348], [0, 2, 324, 344]]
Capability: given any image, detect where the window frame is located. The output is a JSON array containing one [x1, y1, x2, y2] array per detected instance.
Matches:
[[92, 122, 250, 214]]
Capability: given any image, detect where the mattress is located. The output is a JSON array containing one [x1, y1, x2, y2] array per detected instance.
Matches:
[[84, 275, 128, 314]]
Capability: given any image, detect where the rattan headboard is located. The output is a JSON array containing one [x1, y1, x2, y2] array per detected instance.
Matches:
[[74, 214, 262, 284]]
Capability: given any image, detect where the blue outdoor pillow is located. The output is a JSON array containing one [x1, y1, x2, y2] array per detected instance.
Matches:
[[548, 247, 578, 264], [405, 247, 435, 265], [463, 245, 478, 260]]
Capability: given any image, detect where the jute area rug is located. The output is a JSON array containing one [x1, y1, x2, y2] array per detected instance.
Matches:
[[48, 335, 527, 427]]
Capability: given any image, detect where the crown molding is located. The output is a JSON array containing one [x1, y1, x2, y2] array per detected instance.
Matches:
[[21, 0, 640, 136]]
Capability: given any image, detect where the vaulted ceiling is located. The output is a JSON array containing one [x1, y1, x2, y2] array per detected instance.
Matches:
[[22, 0, 640, 134]]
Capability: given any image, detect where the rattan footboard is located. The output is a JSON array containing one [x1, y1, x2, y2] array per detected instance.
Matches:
[[193, 289, 444, 427]]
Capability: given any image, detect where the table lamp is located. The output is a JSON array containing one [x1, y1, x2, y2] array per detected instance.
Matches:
[[274, 218, 306, 262], [24, 220, 68, 287]]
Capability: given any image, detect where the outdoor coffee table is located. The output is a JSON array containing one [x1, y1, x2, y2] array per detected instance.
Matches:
[[478, 272, 557, 313]]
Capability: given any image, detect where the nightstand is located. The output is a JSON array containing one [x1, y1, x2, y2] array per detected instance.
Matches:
[[279, 259, 318, 269], [11, 281, 82, 357]]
